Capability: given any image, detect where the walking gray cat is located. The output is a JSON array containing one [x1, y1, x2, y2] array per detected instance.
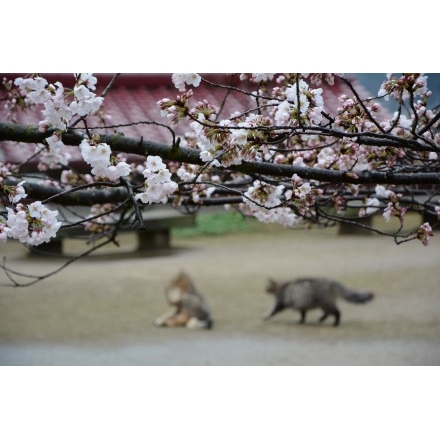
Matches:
[[264, 277, 374, 326]]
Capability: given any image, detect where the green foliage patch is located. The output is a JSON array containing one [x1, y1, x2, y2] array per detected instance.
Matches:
[[173, 211, 250, 237]]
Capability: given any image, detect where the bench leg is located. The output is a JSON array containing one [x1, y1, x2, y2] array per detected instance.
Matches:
[[423, 211, 439, 230], [338, 216, 373, 235], [29, 238, 63, 255], [137, 230, 170, 251]]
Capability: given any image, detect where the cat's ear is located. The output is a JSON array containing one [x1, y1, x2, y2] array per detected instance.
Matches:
[[266, 278, 276, 290]]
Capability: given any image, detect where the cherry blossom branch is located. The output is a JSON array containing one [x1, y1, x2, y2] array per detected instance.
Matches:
[[1, 122, 439, 186], [418, 111, 440, 136], [338, 76, 386, 134], [1, 73, 438, 255], [83, 121, 178, 147], [101, 73, 121, 98], [0, 235, 117, 288], [315, 206, 412, 241]]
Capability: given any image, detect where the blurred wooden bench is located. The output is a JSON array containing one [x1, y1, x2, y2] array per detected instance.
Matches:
[[31, 206, 196, 255], [338, 195, 439, 235]]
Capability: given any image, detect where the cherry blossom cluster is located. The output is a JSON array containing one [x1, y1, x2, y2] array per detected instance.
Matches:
[[37, 132, 72, 171], [335, 94, 382, 133], [288, 174, 323, 216], [361, 185, 407, 222], [2, 77, 34, 122], [1, 201, 61, 245], [239, 73, 275, 83], [13, 73, 103, 132], [8, 74, 104, 174], [154, 73, 439, 236], [242, 180, 298, 226], [135, 156, 178, 204], [273, 79, 325, 126], [157, 90, 194, 125], [157, 75, 326, 175], [378, 73, 428, 102], [382, 91, 440, 150], [171, 160, 220, 203], [2, 72, 128, 247], [302, 73, 341, 87], [80, 137, 131, 181], [0, 168, 27, 204], [157, 75, 333, 227], [417, 222, 434, 246], [171, 73, 201, 92], [0, 169, 36, 244]]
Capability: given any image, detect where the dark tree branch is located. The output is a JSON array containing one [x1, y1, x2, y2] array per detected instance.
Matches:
[[417, 111, 440, 136], [8, 180, 129, 206], [0, 235, 118, 288], [119, 176, 144, 229], [1, 122, 439, 191], [101, 73, 121, 98]]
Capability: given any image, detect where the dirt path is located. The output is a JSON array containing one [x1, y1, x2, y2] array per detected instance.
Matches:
[[1, 223, 439, 365]]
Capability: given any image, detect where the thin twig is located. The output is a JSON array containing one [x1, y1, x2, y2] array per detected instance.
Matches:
[[119, 176, 145, 229], [101, 74, 121, 98]]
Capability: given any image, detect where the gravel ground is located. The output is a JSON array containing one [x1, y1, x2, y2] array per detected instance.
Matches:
[[1, 222, 439, 365]]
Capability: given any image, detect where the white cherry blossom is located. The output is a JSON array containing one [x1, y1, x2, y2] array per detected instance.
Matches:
[[172, 73, 201, 92]]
